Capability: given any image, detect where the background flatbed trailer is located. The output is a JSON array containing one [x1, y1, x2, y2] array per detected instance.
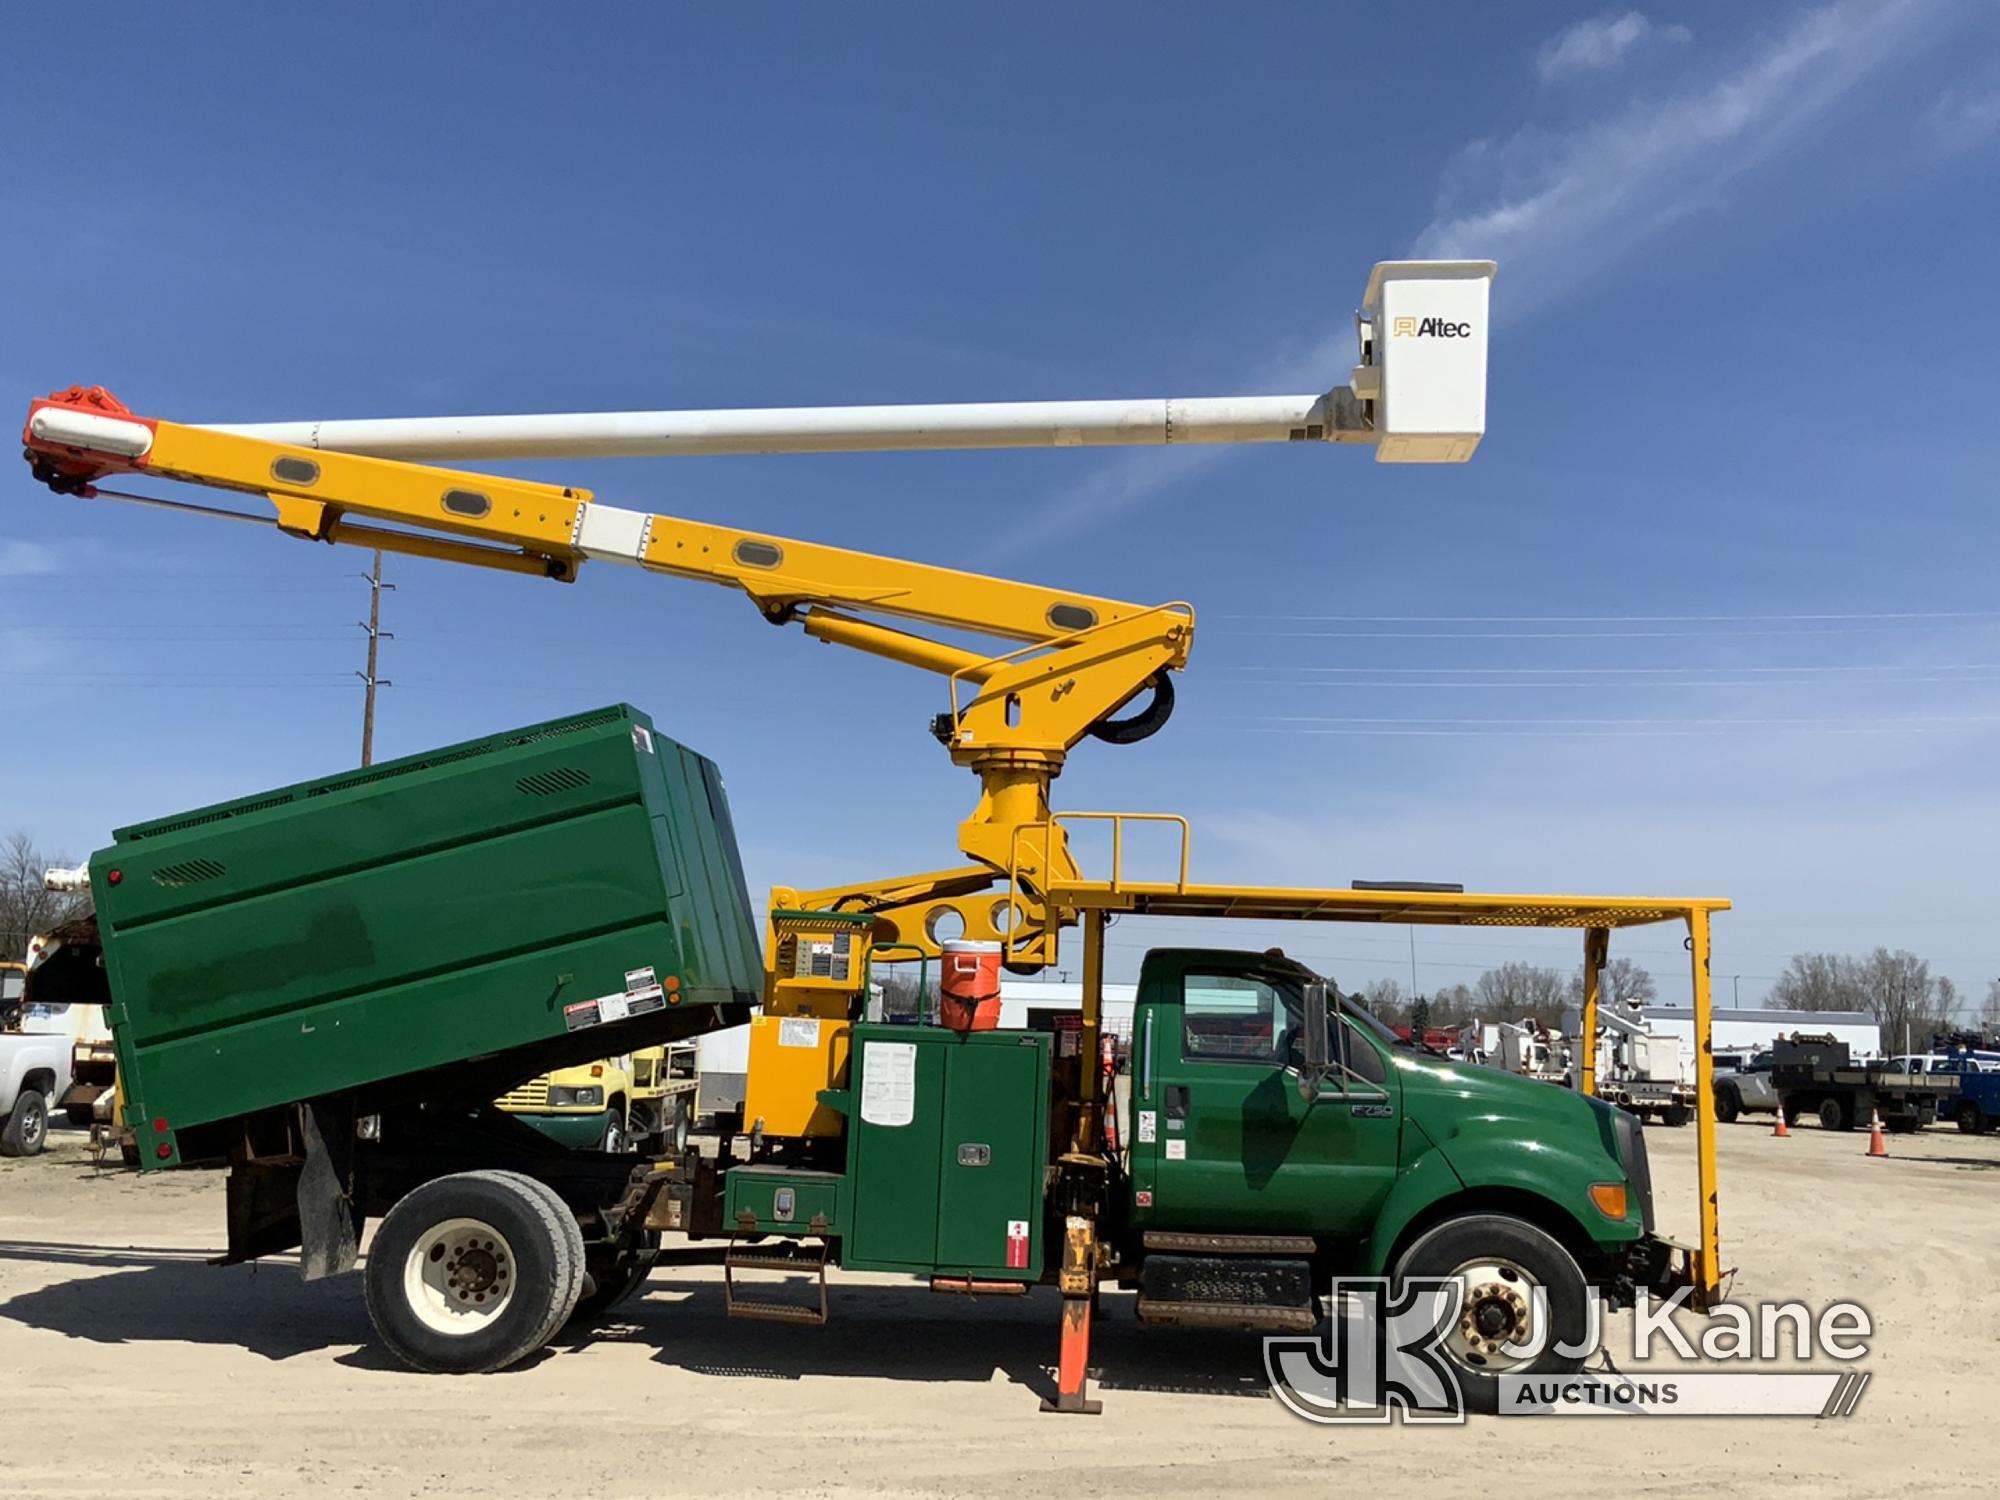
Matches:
[[1771, 1036, 1959, 1132]]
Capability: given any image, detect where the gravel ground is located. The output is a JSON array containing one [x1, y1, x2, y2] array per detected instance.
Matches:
[[3, 1114, 1996, 1497]]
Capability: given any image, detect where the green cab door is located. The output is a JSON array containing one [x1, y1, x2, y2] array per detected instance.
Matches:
[[1132, 955, 1401, 1238]]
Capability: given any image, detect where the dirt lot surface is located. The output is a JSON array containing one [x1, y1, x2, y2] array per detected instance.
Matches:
[[3, 1116, 1997, 1498]]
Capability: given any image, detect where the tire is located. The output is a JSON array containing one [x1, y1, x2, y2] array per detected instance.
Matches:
[[364, 1170, 585, 1373], [569, 1231, 661, 1326], [1885, 1117, 1920, 1135], [1782, 1102, 1803, 1127], [1960, 1104, 1989, 1136], [1817, 1095, 1850, 1132], [600, 1108, 630, 1154], [1391, 1213, 1591, 1417], [1714, 1086, 1741, 1124], [0, 1090, 50, 1157], [666, 1095, 690, 1156], [65, 1104, 96, 1129], [487, 1171, 587, 1347], [1662, 1104, 1691, 1129]]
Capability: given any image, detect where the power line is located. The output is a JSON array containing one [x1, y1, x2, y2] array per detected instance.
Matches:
[[1220, 610, 2000, 623], [1224, 623, 2000, 640], [1263, 714, 2000, 727], [1226, 663, 2000, 675]]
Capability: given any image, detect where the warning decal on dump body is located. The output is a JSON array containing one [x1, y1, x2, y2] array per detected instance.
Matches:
[[563, 999, 601, 1032], [778, 1017, 821, 1049], [1006, 1219, 1030, 1269]]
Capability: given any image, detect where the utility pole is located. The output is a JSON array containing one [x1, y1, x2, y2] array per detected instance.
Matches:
[[356, 551, 395, 766]]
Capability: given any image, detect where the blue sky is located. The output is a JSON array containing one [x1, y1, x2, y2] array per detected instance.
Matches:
[[4, 2, 1998, 1007]]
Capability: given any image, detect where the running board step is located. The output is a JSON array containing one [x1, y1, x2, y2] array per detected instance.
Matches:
[[1142, 1231, 1315, 1255], [724, 1236, 829, 1325], [726, 1299, 831, 1326], [1135, 1298, 1317, 1332]]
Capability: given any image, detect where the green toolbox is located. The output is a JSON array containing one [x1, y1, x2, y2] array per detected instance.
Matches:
[[93, 704, 761, 1164], [841, 1025, 1051, 1280]]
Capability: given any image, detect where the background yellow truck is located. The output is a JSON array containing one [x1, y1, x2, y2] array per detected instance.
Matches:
[[497, 1041, 698, 1153]]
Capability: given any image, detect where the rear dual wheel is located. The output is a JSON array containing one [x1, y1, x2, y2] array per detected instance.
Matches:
[[365, 1170, 585, 1373]]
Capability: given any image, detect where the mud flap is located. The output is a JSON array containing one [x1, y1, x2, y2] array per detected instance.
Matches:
[[297, 1100, 362, 1281]]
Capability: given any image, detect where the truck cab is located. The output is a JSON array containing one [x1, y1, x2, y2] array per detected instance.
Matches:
[[1113, 948, 1655, 1410]]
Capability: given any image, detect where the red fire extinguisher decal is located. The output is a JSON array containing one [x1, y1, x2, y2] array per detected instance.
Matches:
[[1005, 1219, 1030, 1269]]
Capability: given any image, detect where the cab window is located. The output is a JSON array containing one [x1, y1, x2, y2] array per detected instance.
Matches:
[[1338, 1016, 1388, 1086], [1182, 974, 1283, 1064]]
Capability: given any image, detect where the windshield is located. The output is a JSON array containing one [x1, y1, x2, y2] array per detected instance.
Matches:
[[1340, 986, 1419, 1049]]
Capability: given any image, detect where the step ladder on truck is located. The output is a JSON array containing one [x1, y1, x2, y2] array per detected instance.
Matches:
[[21, 256, 1733, 1414]]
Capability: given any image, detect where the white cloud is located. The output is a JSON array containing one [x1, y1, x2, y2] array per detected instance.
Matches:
[[1925, 82, 2000, 151], [0, 541, 60, 576], [1537, 10, 1692, 83], [1005, 1, 1943, 549], [1416, 0, 1938, 312]]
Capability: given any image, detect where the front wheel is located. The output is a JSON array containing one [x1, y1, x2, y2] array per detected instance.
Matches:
[[1960, 1104, 1989, 1136], [1714, 1087, 1741, 1124], [1391, 1214, 1591, 1416], [600, 1111, 630, 1154], [364, 1170, 585, 1373], [0, 1090, 49, 1157]]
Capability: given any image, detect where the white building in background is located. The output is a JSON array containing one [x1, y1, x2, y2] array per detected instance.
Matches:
[[998, 980, 1139, 1040], [1561, 1005, 1881, 1081]]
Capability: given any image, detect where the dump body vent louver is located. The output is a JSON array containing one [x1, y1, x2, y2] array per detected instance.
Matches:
[[151, 857, 227, 888], [515, 766, 592, 797]]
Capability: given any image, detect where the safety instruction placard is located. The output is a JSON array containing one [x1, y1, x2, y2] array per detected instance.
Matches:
[[1136, 1109, 1157, 1143], [778, 1017, 821, 1049], [860, 1040, 917, 1127]]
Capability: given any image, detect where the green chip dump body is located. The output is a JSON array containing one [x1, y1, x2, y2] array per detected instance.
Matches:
[[92, 705, 759, 1167]]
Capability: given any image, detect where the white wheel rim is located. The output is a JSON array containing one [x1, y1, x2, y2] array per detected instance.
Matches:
[[1437, 1256, 1543, 1375], [403, 1217, 517, 1336]]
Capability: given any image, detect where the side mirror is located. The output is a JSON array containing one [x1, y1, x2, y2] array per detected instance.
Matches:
[[1299, 980, 1332, 1103]]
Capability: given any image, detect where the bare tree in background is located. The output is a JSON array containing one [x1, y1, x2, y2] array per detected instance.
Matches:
[[1983, 979, 2000, 1035], [1474, 962, 1568, 1018], [1769, 953, 1867, 1012], [1568, 957, 1658, 1009], [1859, 948, 1949, 1055], [1362, 977, 1408, 1028], [1426, 982, 1479, 1030], [1, 832, 92, 963], [1771, 948, 1956, 1053]]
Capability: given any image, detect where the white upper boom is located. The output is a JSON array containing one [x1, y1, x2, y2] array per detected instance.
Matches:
[[207, 260, 1495, 464]]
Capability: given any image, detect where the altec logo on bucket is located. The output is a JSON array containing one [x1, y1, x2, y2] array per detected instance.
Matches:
[[1392, 315, 1474, 338]]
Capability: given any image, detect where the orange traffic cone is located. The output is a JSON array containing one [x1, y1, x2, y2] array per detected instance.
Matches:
[[1866, 1109, 1888, 1158], [1772, 1111, 1789, 1138]]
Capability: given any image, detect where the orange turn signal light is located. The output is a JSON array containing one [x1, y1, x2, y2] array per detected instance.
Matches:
[[1588, 1182, 1628, 1220]]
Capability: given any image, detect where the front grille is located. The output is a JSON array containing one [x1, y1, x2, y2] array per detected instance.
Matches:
[[1627, 1122, 1657, 1234], [499, 1082, 551, 1110]]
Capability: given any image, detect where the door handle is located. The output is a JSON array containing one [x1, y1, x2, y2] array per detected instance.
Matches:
[[1165, 1084, 1190, 1120]]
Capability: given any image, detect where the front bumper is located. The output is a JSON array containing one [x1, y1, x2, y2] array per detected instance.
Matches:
[[507, 1109, 609, 1150]]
